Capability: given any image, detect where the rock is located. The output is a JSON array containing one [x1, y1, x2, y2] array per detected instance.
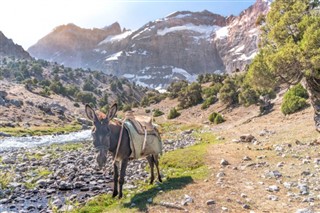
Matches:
[[296, 208, 314, 213], [147, 198, 153, 203], [77, 117, 92, 126], [0, 198, 9, 204], [267, 195, 279, 201], [52, 198, 63, 208], [232, 139, 241, 143], [74, 181, 85, 188], [216, 172, 225, 178], [266, 185, 280, 192], [36, 179, 48, 187], [206, 200, 215, 205], [181, 194, 193, 206], [301, 171, 311, 176], [0, 97, 6, 106], [243, 156, 252, 161], [265, 170, 282, 179], [46, 188, 56, 194], [240, 193, 247, 198], [220, 159, 230, 166], [2, 156, 16, 164], [283, 182, 293, 189], [242, 204, 250, 209], [58, 181, 74, 190], [217, 136, 225, 140], [0, 91, 8, 98], [221, 207, 228, 211], [314, 158, 320, 165], [303, 197, 315, 203], [277, 162, 284, 167], [60, 205, 74, 212], [240, 134, 255, 143], [298, 184, 309, 195], [10, 99, 23, 107], [182, 129, 193, 135], [302, 159, 310, 164]]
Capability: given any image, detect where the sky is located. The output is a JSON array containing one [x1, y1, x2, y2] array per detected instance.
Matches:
[[0, 0, 255, 50]]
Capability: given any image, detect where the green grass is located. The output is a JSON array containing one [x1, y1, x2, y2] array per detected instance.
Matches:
[[50, 142, 86, 151], [0, 170, 14, 188], [0, 124, 82, 137], [0, 156, 2, 164], [75, 132, 215, 212], [24, 167, 52, 189]]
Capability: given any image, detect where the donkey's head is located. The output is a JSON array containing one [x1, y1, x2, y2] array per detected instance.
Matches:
[[85, 104, 118, 168]]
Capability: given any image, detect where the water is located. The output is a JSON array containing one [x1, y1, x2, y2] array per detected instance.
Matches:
[[0, 130, 92, 151]]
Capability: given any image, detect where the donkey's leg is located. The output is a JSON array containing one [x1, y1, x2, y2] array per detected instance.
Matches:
[[119, 158, 128, 199], [112, 162, 119, 198], [146, 155, 155, 184], [153, 154, 162, 182]]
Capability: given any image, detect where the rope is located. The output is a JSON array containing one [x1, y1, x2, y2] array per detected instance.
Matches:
[[141, 127, 147, 155], [113, 120, 125, 165]]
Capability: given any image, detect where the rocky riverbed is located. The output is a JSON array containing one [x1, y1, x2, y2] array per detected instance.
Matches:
[[0, 130, 198, 212]]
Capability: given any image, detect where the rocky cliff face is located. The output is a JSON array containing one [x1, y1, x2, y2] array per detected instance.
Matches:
[[0, 31, 31, 59], [214, 0, 270, 72], [28, 0, 270, 89]]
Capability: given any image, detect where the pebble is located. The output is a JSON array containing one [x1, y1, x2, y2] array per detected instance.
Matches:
[[266, 185, 280, 192], [267, 195, 279, 201], [220, 159, 230, 166], [206, 200, 215, 205]]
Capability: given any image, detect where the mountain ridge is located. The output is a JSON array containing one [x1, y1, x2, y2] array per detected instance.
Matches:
[[28, 0, 270, 89]]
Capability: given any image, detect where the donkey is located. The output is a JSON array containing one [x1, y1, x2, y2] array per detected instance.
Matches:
[[85, 103, 162, 198]]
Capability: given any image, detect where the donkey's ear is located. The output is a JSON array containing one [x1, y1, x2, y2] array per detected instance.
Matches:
[[85, 104, 97, 121], [108, 103, 118, 120]]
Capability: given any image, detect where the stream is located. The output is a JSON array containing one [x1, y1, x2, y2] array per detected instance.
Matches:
[[0, 130, 92, 152]]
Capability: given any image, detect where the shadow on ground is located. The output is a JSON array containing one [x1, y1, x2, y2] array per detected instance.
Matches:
[[123, 176, 193, 211]]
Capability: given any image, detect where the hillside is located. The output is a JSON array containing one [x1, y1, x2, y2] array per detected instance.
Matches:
[[0, 56, 148, 134], [28, 0, 270, 89]]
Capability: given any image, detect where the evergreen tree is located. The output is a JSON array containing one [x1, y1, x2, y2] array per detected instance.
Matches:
[[248, 0, 320, 131]]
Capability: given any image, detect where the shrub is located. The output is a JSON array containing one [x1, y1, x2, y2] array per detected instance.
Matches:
[[219, 77, 239, 106], [201, 96, 217, 109], [214, 114, 225, 124], [281, 91, 308, 115], [289, 83, 309, 99], [238, 85, 259, 107], [122, 104, 132, 112], [76, 92, 96, 104], [208, 112, 218, 123], [202, 83, 222, 98], [153, 109, 164, 117], [167, 107, 180, 119], [167, 80, 188, 99], [145, 109, 151, 113], [178, 82, 203, 109], [208, 112, 225, 124]]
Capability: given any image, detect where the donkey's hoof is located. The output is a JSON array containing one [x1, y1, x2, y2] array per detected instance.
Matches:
[[158, 177, 163, 183], [118, 194, 123, 199], [112, 191, 118, 198]]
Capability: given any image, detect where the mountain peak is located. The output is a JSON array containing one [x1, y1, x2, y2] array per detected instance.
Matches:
[[0, 31, 31, 59]]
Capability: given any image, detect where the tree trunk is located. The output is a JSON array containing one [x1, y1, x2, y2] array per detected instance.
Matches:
[[306, 76, 320, 132]]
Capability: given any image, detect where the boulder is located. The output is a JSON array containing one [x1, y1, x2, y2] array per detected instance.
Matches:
[[240, 134, 256, 142]]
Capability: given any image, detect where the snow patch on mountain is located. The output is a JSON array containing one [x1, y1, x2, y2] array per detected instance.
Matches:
[[157, 24, 219, 37], [106, 51, 122, 61], [172, 67, 197, 82], [234, 51, 257, 61], [99, 31, 132, 45], [215, 26, 229, 39]]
